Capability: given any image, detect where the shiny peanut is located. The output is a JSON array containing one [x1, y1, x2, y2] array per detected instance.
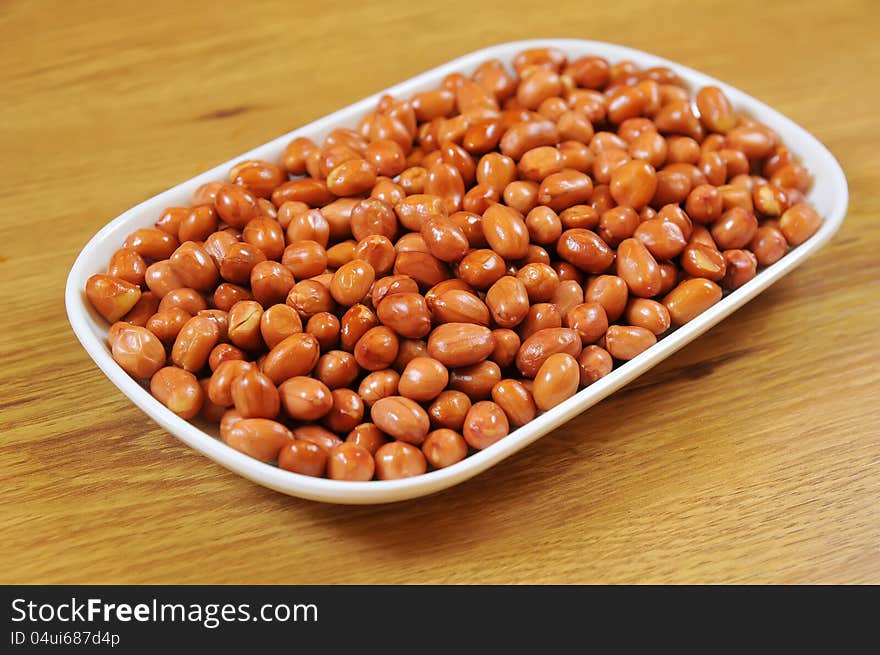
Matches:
[[625, 298, 671, 335], [457, 249, 506, 289], [111, 324, 166, 379], [357, 369, 400, 408], [449, 360, 502, 401], [371, 395, 430, 445], [374, 442, 427, 480], [462, 401, 509, 450], [262, 332, 319, 384], [306, 312, 341, 351], [780, 203, 821, 246], [376, 292, 431, 339], [432, 289, 490, 326], [424, 323, 498, 372], [533, 353, 580, 411], [491, 379, 536, 427], [123, 228, 178, 261], [146, 307, 191, 345], [565, 302, 609, 344], [171, 315, 220, 372], [515, 327, 581, 377], [87, 275, 142, 323], [259, 304, 302, 350], [327, 443, 375, 481], [223, 418, 292, 462], [422, 429, 468, 468], [278, 440, 328, 477], [354, 326, 400, 371], [398, 357, 449, 402], [556, 229, 614, 273], [663, 277, 723, 325], [751, 225, 788, 266], [231, 368, 279, 419], [278, 376, 333, 421], [616, 238, 662, 298], [150, 366, 204, 419], [578, 345, 613, 386]]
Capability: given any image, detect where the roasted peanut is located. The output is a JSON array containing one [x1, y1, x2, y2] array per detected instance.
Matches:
[[398, 357, 449, 402], [340, 304, 379, 351], [278, 440, 328, 477], [751, 225, 788, 266], [345, 423, 389, 456], [565, 302, 609, 344], [516, 327, 581, 377], [449, 360, 502, 401], [107, 248, 147, 287], [306, 312, 341, 351], [625, 298, 671, 335], [150, 367, 204, 419], [616, 238, 662, 298], [146, 307, 191, 346], [422, 429, 468, 468], [262, 332, 319, 384], [663, 277, 723, 325], [171, 315, 221, 372], [278, 376, 333, 421], [87, 275, 142, 323], [358, 369, 400, 408], [462, 401, 509, 450], [354, 326, 400, 371], [376, 292, 432, 339], [374, 442, 427, 480], [427, 323, 494, 368], [491, 379, 536, 427], [259, 304, 302, 350], [556, 228, 614, 273], [780, 203, 821, 246], [517, 302, 562, 340], [111, 324, 166, 379], [633, 218, 687, 259], [322, 389, 365, 434], [123, 228, 178, 261], [457, 249, 507, 289], [231, 368, 279, 419], [432, 289, 490, 326], [516, 263, 560, 303], [370, 395, 430, 445], [482, 203, 531, 259], [533, 353, 580, 411], [327, 443, 375, 481], [578, 345, 613, 386], [722, 249, 758, 290], [604, 325, 656, 360]]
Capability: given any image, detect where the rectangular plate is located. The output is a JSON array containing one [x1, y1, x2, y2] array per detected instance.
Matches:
[[65, 39, 848, 504]]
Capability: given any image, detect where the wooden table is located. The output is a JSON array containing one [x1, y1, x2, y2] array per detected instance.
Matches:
[[3, 0, 878, 584]]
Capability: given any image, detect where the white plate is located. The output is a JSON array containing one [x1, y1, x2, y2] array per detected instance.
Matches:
[[65, 39, 848, 504]]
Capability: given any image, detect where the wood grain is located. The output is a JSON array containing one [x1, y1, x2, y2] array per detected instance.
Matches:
[[2, 0, 878, 584]]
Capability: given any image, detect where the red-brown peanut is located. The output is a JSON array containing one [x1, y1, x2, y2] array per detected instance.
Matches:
[[491, 379, 537, 427], [663, 278, 723, 325], [150, 367, 204, 419], [87, 275, 142, 323], [533, 353, 580, 410], [111, 324, 166, 379], [462, 401, 509, 450], [371, 396, 430, 445]]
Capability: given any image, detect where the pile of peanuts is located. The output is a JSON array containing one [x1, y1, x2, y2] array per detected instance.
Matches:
[[85, 47, 822, 482]]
